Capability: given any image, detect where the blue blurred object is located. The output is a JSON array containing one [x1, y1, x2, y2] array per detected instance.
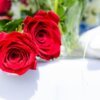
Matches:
[[79, 22, 96, 35], [79, 22, 89, 35]]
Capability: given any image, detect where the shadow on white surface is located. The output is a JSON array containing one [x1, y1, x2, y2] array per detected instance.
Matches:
[[0, 59, 84, 100], [37, 59, 59, 67], [82, 59, 100, 100], [0, 60, 58, 100], [87, 59, 100, 70], [0, 69, 39, 100]]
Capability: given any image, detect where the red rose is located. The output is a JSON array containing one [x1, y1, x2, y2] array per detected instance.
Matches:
[[0, 32, 37, 75], [0, 32, 7, 41], [24, 10, 61, 60], [0, 0, 11, 15]]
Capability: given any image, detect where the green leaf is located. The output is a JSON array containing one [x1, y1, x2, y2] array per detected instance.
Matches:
[[59, 0, 64, 4], [21, 10, 33, 18], [57, 5, 65, 18], [0, 20, 10, 31], [64, 0, 76, 8], [0, 19, 23, 32]]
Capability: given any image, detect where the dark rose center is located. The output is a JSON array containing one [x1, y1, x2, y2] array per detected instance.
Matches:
[[36, 30, 48, 39], [38, 33, 44, 38], [11, 52, 19, 59], [7, 48, 22, 63]]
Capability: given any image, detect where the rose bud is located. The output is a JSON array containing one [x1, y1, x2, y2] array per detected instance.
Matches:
[[0, 0, 11, 15], [24, 10, 61, 60]]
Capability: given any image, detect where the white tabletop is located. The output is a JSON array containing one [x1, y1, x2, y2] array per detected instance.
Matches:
[[0, 58, 100, 100]]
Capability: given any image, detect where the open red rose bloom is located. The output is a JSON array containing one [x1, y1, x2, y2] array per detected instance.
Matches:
[[0, 32, 37, 75], [24, 10, 61, 60], [0, 10, 61, 75]]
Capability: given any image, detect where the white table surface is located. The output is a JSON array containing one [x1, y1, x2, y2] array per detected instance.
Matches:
[[0, 58, 100, 100]]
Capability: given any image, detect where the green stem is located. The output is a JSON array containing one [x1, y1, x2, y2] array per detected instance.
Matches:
[[54, 0, 63, 34], [54, 0, 58, 13], [34, 0, 40, 11], [59, 23, 63, 34]]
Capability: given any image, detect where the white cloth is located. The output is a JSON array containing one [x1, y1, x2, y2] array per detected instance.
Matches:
[[0, 59, 100, 100], [80, 26, 100, 58]]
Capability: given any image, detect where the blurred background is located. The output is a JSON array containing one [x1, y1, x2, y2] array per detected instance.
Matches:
[[80, 0, 100, 34]]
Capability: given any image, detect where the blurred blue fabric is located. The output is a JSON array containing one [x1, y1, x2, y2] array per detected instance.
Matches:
[[79, 22, 97, 35]]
